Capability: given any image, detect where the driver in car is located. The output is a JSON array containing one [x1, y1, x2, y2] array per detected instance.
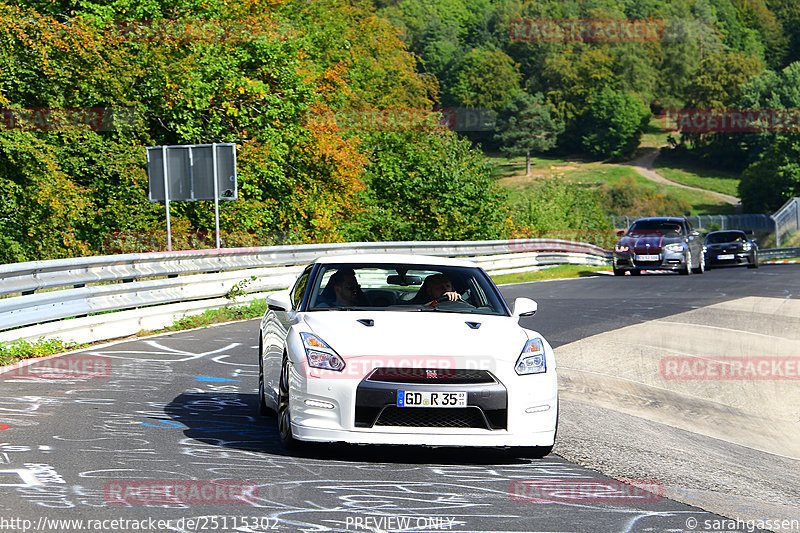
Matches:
[[318, 268, 367, 307], [412, 274, 462, 306]]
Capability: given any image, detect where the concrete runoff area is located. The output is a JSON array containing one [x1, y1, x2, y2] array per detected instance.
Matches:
[[554, 296, 800, 530]]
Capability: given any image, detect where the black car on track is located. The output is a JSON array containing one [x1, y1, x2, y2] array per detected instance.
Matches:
[[703, 230, 759, 269]]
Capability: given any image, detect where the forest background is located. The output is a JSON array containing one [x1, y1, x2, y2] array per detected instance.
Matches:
[[2, 0, 799, 263]]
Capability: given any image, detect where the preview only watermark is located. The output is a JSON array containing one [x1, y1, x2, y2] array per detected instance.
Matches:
[[660, 356, 800, 380], [509, 18, 664, 43], [509, 478, 664, 503]]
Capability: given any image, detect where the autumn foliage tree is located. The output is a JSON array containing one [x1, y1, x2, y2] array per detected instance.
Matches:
[[0, 0, 506, 262]]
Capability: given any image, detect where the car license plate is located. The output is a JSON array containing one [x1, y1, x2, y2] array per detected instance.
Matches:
[[718, 254, 735, 260], [635, 254, 660, 261], [397, 390, 467, 408]]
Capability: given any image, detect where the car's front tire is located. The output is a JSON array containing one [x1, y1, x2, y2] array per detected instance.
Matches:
[[682, 251, 693, 275], [613, 266, 625, 276], [278, 355, 300, 450], [748, 252, 759, 269], [258, 342, 270, 416], [693, 251, 705, 274]]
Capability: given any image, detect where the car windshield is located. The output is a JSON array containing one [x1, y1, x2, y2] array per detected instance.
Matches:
[[705, 232, 745, 244], [627, 220, 683, 237], [307, 263, 507, 315]]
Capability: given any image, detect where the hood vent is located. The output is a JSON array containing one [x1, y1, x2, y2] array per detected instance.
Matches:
[[465, 321, 481, 330], [357, 319, 374, 327]]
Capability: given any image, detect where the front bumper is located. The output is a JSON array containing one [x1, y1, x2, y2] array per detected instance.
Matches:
[[286, 363, 558, 447], [613, 249, 687, 271], [706, 250, 752, 266]]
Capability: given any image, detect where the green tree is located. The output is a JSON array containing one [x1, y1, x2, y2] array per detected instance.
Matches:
[[739, 138, 800, 212], [347, 130, 510, 241], [494, 92, 563, 175], [580, 87, 650, 159], [446, 47, 521, 111]]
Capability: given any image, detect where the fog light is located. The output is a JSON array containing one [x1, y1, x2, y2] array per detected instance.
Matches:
[[525, 405, 551, 413], [304, 399, 335, 409]]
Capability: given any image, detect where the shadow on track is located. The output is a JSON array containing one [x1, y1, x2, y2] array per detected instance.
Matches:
[[163, 392, 538, 466]]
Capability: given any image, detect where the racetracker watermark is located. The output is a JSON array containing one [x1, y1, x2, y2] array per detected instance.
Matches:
[[509, 18, 664, 42], [661, 108, 800, 132], [307, 107, 495, 132], [110, 18, 273, 43], [0, 108, 138, 132], [660, 356, 800, 380], [509, 478, 663, 503], [1, 355, 112, 380], [104, 480, 258, 504]]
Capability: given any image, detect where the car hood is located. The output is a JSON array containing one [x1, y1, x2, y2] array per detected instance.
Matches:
[[300, 311, 531, 365], [617, 233, 683, 249]]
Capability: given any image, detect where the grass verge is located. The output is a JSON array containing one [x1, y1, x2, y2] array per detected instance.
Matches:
[[492, 264, 609, 285]]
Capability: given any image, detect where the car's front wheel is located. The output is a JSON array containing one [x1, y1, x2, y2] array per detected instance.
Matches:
[[682, 251, 693, 275], [748, 252, 759, 269], [692, 251, 705, 274], [278, 356, 300, 450]]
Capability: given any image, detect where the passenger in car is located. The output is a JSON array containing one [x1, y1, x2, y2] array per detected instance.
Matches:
[[410, 274, 461, 306], [318, 268, 368, 307]]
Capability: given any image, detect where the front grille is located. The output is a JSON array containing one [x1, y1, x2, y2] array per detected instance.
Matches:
[[374, 406, 490, 429], [366, 368, 496, 384], [633, 247, 662, 254]]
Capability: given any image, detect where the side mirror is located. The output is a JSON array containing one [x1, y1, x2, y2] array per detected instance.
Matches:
[[616, 230, 625, 237], [266, 290, 292, 312], [512, 297, 537, 318]]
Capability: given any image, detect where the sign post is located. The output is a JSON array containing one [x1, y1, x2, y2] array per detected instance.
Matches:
[[146, 143, 237, 250], [161, 145, 172, 251]]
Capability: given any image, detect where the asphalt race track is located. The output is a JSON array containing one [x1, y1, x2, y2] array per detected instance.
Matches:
[[0, 264, 797, 533]]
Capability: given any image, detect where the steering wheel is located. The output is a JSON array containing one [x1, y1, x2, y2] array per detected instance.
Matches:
[[429, 298, 474, 309]]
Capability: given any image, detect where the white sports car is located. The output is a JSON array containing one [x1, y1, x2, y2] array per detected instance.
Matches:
[[258, 254, 558, 457]]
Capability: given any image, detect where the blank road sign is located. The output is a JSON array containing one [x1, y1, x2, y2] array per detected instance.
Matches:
[[147, 144, 237, 202]]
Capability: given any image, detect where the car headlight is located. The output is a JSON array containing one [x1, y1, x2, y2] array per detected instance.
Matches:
[[515, 338, 546, 375], [300, 332, 345, 371], [615, 244, 630, 253], [743, 242, 752, 251], [664, 243, 684, 253]]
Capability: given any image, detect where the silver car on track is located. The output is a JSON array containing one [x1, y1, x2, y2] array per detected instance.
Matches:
[[613, 217, 705, 276]]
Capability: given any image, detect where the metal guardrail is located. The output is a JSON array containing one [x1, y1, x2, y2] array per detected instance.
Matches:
[[1, 239, 794, 347], [0, 239, 610, 343], [761, 247, 800, 260], [0, 239, 607, 297]]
